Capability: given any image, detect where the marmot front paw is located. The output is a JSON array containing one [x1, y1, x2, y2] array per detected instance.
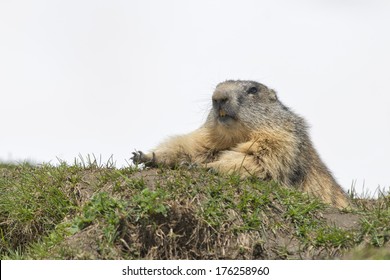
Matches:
[[131, 151, 157, 167]]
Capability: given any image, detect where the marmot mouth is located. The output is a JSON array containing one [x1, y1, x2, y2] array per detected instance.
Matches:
[[219, 109, 227, 118], [216, 109, 236, 124]]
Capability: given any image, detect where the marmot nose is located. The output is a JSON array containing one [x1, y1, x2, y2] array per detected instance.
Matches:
[[212, 91, 229, 108]]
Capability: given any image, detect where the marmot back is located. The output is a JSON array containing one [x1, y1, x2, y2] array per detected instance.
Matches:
[[132, 80, 350, 209]]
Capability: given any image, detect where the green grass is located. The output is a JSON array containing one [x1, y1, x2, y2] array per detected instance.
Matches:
[[0, 159, 389, 259]]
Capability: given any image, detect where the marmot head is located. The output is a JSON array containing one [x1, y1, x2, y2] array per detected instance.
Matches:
[[209, 80, 280, 129]]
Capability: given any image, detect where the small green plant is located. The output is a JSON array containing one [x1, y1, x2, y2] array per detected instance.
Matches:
[[132, 188, 168, 220], [315, 227, 355, 248], [72, 192, 126, 243]]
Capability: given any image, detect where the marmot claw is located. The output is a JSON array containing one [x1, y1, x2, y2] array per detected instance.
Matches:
[[131, 151, 156, 167], [131, 151, 146, 164]]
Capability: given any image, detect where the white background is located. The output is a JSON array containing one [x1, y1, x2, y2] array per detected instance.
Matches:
[[1, 0, 389, 195], [1, 260, 389, 280]]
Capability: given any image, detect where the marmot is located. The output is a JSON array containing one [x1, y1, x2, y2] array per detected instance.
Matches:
[[132, 80, 350, 209]]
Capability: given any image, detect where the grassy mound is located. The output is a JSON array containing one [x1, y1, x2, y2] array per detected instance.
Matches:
[[0, 160, 389, 259]]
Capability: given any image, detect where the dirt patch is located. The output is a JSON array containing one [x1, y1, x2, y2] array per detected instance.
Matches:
[[131, 168, 160, 191], [66, 170, 104, 205], [60, 225, 103, 259], [322, 209, 360, 230]]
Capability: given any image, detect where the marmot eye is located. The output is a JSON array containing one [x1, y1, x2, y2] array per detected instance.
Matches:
[[247, 87, 258, 94]]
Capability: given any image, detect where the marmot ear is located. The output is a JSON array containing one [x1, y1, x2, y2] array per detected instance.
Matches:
[[269, 89, 278, 101]]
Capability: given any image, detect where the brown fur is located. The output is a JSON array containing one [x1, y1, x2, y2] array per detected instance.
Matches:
[[132, 80, 350, 209]]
